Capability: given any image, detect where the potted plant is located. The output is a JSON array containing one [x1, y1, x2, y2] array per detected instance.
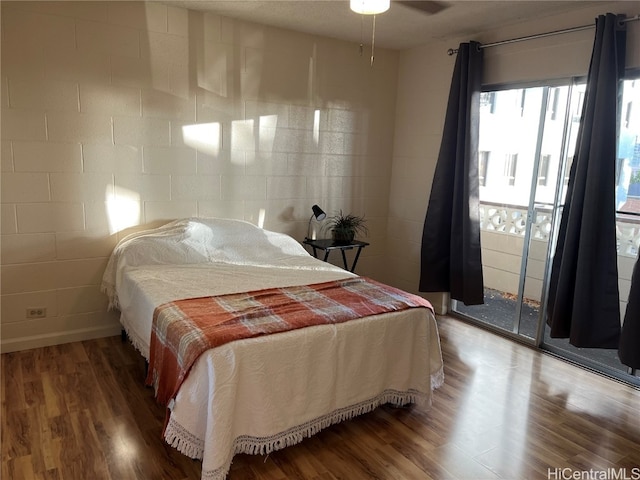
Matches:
[[325, 210, 368, 244]]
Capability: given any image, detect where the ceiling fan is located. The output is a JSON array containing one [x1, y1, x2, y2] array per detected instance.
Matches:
[[396, 1, 450, 15], [350, 0, 449, 15], [351, 0, 450, 65]]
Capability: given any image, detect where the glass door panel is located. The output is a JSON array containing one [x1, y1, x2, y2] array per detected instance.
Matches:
[[518, 206, 550, 339], [517, 84, 579, 339], [454, 86, 547, 339]]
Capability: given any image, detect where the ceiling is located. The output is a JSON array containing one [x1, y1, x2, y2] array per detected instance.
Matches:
[[160, 0, 609, 50]]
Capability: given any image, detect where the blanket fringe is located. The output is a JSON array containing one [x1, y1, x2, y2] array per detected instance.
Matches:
[[101, 282, 120, 311], [236, 391, 416, 456], [164, 388, 434, 480], [164, 417, 205, 460]]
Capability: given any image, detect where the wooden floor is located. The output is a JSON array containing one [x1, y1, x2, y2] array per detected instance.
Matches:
[[2, 315, 639, 480]]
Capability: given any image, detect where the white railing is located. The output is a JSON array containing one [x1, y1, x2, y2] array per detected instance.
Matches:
[[479, 202, 640, 258], [618, 220, 640, 258]]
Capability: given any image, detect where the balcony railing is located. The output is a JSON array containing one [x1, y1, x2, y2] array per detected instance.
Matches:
[[479, 201, 639, 258]]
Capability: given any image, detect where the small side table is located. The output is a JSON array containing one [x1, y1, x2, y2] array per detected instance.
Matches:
[[303, 238, 370, 273]]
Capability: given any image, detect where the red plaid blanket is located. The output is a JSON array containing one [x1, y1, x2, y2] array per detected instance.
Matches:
[[145, 277, 434, 407]]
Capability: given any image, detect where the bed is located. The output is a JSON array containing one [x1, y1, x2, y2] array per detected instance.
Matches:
[[101, 217, 443, 480]]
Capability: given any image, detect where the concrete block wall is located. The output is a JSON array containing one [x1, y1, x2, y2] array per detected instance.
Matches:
[[0, 1, 398, 352]]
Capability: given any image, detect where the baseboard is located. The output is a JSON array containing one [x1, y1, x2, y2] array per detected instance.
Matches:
[[0, 324, 122, 354]]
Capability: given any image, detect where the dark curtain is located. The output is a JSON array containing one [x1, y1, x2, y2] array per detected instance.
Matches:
[[546, 14, 627, 348], [419, 41, 484, 305], [619, 254, 640, 368]]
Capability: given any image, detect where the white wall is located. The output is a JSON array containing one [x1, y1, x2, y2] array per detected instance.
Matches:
[[0, 1, 399, 352], [387, 38, 455, 312], [388, 1, 640, 313]]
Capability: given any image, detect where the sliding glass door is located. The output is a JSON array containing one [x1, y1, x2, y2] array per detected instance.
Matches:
[[541, 78, 640, 378], [453, 77, 640, 383], [454, 82, 582, 342]]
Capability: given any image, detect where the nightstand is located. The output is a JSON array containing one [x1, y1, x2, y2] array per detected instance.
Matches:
[[303, 238, 370, 273]]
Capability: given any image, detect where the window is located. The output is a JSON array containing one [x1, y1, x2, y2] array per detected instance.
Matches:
[[504, 154, 518, 186], [564, 156, 573, 186], [617, 78, 640, 214], [479, 151, 490, 186], [519, 89, 526, 117], [573, 91, 585, 121], [476, 84, 586, 206], [480, 92, 496, 113], [550, 88, 560, 120], [538, 154, 551, 186]]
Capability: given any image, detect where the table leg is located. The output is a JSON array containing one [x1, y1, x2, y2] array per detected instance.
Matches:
[[350, 246, 364, 272]]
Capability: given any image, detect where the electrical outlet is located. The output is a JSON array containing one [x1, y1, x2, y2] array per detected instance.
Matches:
[[26, 307, 47, 319]]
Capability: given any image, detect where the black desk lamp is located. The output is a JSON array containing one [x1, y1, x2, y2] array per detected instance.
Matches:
[[305, 204, 326, 240]]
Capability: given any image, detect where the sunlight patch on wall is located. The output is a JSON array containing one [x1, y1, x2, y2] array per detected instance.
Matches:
[[182, 123, 221, 157], [236, 115, 280, 165], [232, 119, 254, 165], [313, 109, 321, 145], [308, 44, 317, 104], [258, 114, 278, 156], [106, 186, 141, 234], [197, 43, 228, 97], [258, 208, 266, 228]]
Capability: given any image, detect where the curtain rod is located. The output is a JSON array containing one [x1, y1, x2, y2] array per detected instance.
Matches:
[[447, 13, 640, 55]]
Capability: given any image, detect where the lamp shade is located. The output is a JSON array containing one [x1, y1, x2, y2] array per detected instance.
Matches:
[[311, 204, 326, 221], [350, 0, 390, 15]]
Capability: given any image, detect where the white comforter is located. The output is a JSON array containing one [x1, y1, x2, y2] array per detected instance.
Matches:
[[102, 218, 444, 480]]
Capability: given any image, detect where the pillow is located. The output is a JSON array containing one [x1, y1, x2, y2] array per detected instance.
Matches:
[[101, 217, 309, 308]]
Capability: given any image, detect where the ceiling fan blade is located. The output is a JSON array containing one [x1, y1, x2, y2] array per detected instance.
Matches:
[[396, 1, 449, 15]]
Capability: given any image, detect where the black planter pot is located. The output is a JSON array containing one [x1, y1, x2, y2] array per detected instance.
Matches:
[[332, 228, 355, 244]]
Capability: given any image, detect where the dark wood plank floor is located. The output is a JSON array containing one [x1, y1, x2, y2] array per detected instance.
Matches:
[[2, 315, 639, 479]]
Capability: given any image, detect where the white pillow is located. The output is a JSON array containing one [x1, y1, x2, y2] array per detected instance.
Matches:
[[102, 217, 310, 308]]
